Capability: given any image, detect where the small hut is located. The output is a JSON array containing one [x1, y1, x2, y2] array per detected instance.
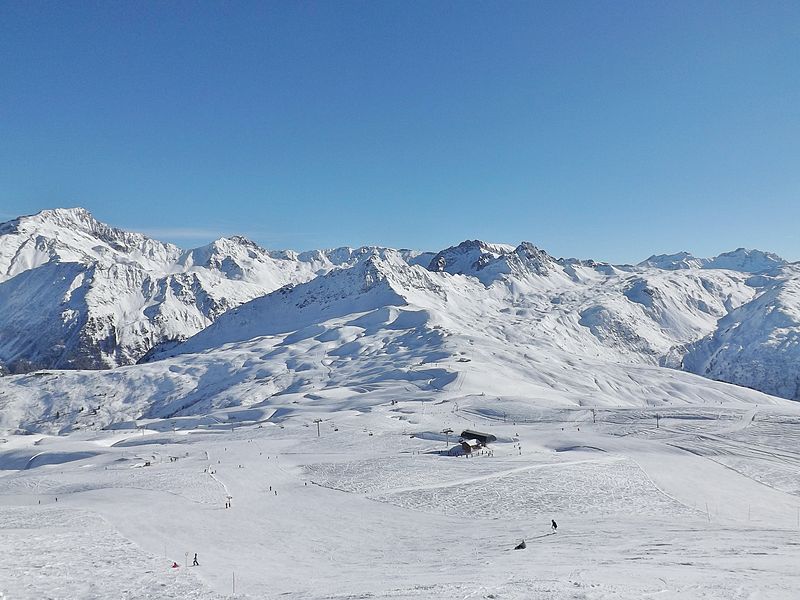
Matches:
[[460, 439, 482, 454]]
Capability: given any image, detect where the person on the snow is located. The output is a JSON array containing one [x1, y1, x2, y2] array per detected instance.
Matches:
[[551, 519, 558, 533], [193, 553, 199, 566]]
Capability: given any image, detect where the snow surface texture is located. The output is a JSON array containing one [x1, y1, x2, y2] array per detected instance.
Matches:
[[2, 210, 800, 598], [1, 401, 800, 599]]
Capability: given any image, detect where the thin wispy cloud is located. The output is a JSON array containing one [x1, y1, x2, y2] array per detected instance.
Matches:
[[138, 227, 227, 240], [136, 226, 322, 250]]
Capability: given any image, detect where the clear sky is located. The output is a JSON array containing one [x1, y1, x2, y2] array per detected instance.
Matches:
[[1, 1, 798, 263]]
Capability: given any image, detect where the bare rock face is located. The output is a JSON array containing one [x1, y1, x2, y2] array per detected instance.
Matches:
[[427, 240, 515, 276]]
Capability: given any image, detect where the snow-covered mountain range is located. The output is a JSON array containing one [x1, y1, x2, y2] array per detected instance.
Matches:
[[0, 208, 431, 372], [0, 208, 798, 433]]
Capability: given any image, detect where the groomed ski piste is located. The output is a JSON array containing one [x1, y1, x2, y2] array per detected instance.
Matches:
[[2, 394, 800, 599]]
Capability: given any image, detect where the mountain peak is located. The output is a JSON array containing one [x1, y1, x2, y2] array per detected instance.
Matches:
[[24, 207, 106, 233], [226, 234, 259, 247], [2, 207, 91, 232], [15, 207, 182, 259], [0, 206, 185, 284], [203, 235, 268, 258], [513, 241, 550, 261], [427, 239, 514, 274], [36, 206, 93, 220], [639, 251, 708, 270], [485, 241, 556, 278], [638, 249, 788, 274], [706, 248, 786, 273]]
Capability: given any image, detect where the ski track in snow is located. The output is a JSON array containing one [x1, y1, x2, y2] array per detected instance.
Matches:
[[0, 506, 218, 599], [2, 401, 800, 599]]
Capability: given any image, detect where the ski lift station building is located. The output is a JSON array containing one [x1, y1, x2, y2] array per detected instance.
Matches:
[[459, 429, 497, 446]]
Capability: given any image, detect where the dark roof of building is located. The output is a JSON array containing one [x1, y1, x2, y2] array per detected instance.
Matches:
[[460, 429, 497, 442]]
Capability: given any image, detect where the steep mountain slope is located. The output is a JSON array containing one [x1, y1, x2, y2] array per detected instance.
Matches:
[[166, 242, 747, 363], [0, 209, 417, 372], [162, 241, 800, 402], [682, 264, 800, 400], [157, 252, 417, 355], [427, 239, 516, 275]]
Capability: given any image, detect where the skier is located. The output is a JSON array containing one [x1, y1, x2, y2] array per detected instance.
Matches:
[[171, 561, 179, 569], [514, 540, 526, 550], [551, 519, 558, 533], [193, 553, 199, 566]]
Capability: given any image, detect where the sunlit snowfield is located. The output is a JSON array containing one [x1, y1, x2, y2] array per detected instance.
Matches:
[[2, 400, 800, 599]]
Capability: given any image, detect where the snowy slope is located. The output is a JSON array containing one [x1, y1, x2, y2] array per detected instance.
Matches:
[[3, 390, 800, 599], [170, 243, 757, 367], [682, 264, 800, 400]]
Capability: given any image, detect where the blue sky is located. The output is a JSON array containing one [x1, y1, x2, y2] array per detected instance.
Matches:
[[1, 1, 798, 262]]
